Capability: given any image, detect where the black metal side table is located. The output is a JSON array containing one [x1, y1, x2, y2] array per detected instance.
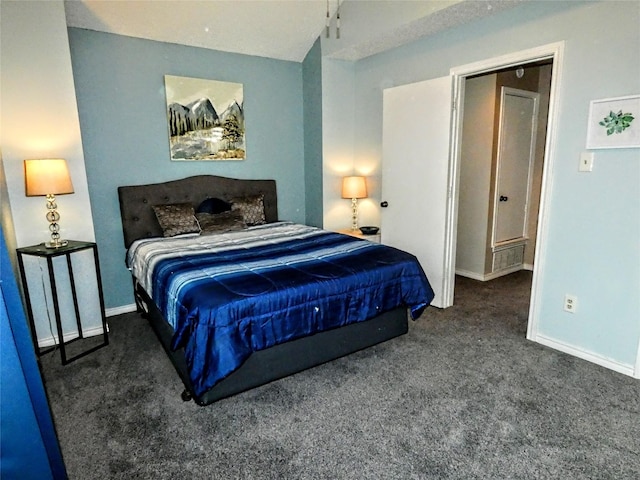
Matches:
[[16, 240, 109, 364]]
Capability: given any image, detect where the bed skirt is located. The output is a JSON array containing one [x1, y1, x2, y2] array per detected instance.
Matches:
[[135, 282, 409, 406]]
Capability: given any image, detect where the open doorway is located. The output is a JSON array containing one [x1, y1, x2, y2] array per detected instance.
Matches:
[[447, 42, 564, 339], [455, 60, 553, 282], [380, 42, 563, 325]]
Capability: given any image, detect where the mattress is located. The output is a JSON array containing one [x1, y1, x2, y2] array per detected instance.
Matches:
[[127, 222, 434, 395]]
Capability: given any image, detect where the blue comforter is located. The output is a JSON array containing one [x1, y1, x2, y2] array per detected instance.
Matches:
[[127, 223, 434, 396]]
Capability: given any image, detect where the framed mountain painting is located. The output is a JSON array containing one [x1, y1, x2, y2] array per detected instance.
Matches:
[[165, 75, 245, 160]]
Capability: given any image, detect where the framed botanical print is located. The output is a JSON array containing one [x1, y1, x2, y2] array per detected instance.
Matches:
[[586, 94, 639, 149]]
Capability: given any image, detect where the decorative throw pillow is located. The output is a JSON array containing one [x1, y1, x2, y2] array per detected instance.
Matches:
[[196, 197, 232, 215], [152, 203, 200, 237], [230, 194, 266, 226], [196, 210, 247, 234]]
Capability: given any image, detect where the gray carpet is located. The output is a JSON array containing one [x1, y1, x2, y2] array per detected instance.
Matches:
[[40, 271, 640, 479]]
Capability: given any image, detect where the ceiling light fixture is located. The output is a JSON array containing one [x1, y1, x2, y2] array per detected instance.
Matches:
[[326, 0, 341, 40], [336, 1, 341, 39], [326, 0, 330, 38]]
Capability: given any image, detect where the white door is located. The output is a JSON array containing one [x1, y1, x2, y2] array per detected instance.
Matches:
[[493, 88, 539, 245], [381, 76, 453, 308]]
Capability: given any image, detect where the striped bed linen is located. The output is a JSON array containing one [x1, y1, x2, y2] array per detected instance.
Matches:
[[127, 222, 434, 396]]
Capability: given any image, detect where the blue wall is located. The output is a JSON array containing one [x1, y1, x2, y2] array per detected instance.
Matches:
[[344, 0, 639, 368], [302, 38, 324, 228], [68, 28, 306, 309]]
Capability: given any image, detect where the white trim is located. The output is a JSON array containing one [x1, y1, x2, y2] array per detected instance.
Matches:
[[105, 303, 137, 317], [456, 265, 526, 282], [454, 269, 486, 281], [450, 42, 564, 77], [486, 265, 525, 280], [448, 42, 564, 343], [527, 42, 564, 342], [442, 75, 460, 308], [37, 325, 108, 349], [523, 263, 534, 271], [36, 304, 135, 347], [491, 87, 539, 249], [635, 335, 640, 379], [534, 334, 637, 379]]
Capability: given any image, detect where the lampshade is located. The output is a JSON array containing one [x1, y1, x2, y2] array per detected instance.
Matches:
[[24, 159, 74, 196], [341, 176, 367, 199]]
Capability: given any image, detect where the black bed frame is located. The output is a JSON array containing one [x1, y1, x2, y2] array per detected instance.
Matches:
[[118, 175, 409, 406]]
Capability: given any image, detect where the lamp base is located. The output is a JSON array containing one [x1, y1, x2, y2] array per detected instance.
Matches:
[[45, 239, 68, 249], [351, 198, 359, 231], [43, 194, 68, 249]]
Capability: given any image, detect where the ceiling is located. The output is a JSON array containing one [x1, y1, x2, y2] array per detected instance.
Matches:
[[64, 0, 523, 63]]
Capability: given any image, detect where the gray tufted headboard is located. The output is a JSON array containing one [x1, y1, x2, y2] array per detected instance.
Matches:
[[117, 175, 278, 249]]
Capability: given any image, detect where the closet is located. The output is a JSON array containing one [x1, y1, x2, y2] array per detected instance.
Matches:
[[455, 63, 552, 281]]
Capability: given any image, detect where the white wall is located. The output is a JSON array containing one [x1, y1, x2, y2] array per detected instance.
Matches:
[[456, 74, 496, 277], [321, 58, 357, 231], [1, 1, 101, 345], [323, 1, 640, 376], [0, 0, 95, 247]]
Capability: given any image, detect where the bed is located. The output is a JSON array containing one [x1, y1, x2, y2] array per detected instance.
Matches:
[[118, 175, 434, 405]]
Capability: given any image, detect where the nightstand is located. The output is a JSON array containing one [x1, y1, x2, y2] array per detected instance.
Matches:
[[16, 240, 109, 365], [336, 228, 382, 244]]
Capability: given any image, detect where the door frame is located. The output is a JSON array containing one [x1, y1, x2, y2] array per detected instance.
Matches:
[[444, 42, 564, 339], [492, 87, 540, 248]]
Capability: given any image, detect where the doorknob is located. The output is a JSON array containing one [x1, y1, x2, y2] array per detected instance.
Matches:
[[380, 201, 389, 208], [499, 195, 509, 202]]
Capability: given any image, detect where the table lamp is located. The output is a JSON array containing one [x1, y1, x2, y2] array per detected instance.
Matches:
[[24, 159, 74, 248], [341, 175, 367, 231]]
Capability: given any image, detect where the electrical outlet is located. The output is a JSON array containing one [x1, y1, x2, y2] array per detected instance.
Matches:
[[564, 294, 578, 313]]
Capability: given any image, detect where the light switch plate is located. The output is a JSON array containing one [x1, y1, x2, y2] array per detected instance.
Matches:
[[579, 151, 594, 172]]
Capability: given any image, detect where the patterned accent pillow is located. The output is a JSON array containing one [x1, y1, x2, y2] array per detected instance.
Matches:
[[152, 203, 200, 237], [230, 194, 266, 226], [196, 211, 247, 235]]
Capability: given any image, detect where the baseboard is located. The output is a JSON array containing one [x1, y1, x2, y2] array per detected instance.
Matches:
[[105, 303, 137, 317], [533, 333, 636, 379], [455, 265, 525, 282], [454, 269, 486, 281], [38, 325, 109, 349], [635, 336, 640, 379], [523, 263, 534, 271], [36, 305, 135, 348]]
